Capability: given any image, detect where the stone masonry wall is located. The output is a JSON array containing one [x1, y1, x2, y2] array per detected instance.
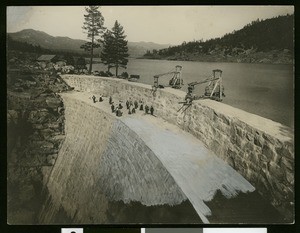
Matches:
[[40, 94, 186, 223], [62, 75, 294, 220]]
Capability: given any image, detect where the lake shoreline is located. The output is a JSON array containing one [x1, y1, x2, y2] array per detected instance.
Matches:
[[139, 49, 293, 65], [87, 58, 293, 66]]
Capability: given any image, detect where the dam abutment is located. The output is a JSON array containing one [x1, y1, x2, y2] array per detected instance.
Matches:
[[61, 74, 294, 220]]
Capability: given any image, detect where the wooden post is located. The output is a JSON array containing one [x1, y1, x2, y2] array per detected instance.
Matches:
[[210, 79, 220, 98]]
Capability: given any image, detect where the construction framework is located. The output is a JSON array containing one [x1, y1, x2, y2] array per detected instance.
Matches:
[[151, 65, 183, 95], [178, 69, 225, 112]]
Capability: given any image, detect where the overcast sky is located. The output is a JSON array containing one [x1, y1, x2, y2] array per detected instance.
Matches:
[[7, 6, 294, 45]]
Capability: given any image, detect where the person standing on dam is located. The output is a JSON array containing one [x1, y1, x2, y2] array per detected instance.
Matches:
[[118, 101, 123, 109], [109, 96, 113, 104], [92, 95, 96, 103], [116, 107, 122, 117], [111, 104, 115, 113], [150, 106, 154, 115], [99, 95, 103, 102], [139, 101, 144, 111], [134, 100, 138, 109], [145, 105, 149, 114]]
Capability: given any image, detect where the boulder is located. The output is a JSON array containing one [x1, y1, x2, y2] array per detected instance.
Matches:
[[52, 134, 65, 141], [41, 141, 54, 149], [39, 128, 55, 139], [46, 122, 62, 130], [57, 106, 64, 115], [46, 154, 57, 165], [28, 110, 52, 124], [46, 97, 62, 109]]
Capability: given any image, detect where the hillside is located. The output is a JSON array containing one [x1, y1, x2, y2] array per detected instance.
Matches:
[[143, 14, 294, 64], [9, 29, 87, 54], [8, 29, 171, 58]]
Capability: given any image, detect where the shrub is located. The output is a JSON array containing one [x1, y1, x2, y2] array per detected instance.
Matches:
[[120, 72, 129, 79]]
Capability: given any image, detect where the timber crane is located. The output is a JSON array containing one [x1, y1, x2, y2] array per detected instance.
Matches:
[[152, 65, 183, 94], [185, 69, 225, 102], [178, 69, 225, 112]]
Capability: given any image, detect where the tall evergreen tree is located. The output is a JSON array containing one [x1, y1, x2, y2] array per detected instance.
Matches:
[[100, 30, 115, 72], [103, 21, 129, 76], [81, 6, 105, 74]]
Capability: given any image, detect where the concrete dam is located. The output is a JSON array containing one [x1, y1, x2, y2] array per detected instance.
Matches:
[[39, 75, 294, 224]]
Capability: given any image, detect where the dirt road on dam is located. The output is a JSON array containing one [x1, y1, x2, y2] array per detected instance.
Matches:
[[40, 91, 285, 224]]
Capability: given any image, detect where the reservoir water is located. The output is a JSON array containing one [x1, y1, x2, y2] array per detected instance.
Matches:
[[91, 59, 294, 128]]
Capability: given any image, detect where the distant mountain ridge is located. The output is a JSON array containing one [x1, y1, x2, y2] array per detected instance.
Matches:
[[8, 29, 87, 53], [8, 29, 172, 57]]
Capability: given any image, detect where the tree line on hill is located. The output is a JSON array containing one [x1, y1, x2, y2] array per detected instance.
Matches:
[[7, 35, 83, 57], [143, 14, 293, 63]]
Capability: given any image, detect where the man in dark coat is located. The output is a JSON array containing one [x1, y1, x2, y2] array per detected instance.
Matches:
[[134, 100, 138, 109], [150, 106, 154, 115], [145, 105, 149, 114]]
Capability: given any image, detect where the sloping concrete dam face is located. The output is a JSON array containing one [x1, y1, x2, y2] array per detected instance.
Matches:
[[40, 96, 189, 223], [41, 93, 258, 224], [59, 75, 294, 222]]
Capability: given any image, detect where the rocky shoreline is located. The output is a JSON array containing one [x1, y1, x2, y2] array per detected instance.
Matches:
[[7, 51, 72, 224], [141, 49, 293, 65]]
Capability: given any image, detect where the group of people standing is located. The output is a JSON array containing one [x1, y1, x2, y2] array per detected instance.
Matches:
[[91, 95, 155, 117], [92, 94, 103, 103], [125, 98, 154, 116], [110, 96, 124, 117]]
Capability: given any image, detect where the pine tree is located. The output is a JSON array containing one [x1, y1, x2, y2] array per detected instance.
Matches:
[[109, 21, 129, 76], [81, 6, 105, 74], [100, 30, 115, 72]]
